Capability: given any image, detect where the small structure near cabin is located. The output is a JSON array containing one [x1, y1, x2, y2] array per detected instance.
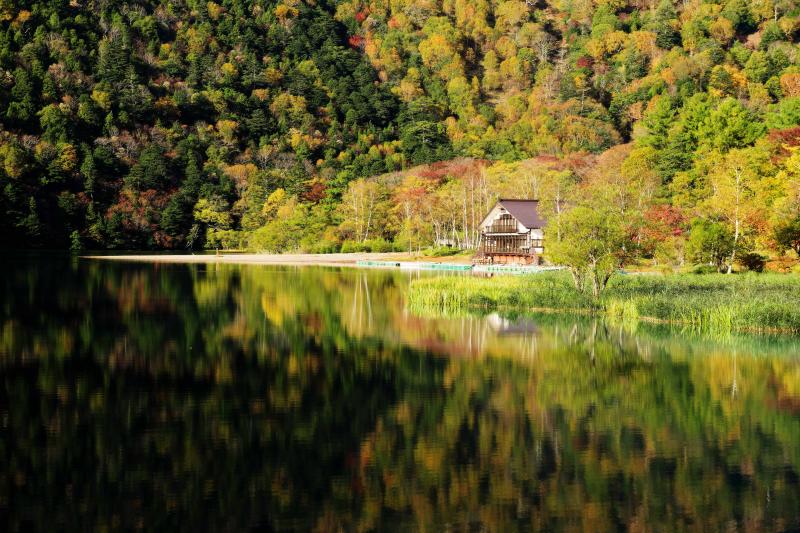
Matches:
[[475, 199, 545, 265]]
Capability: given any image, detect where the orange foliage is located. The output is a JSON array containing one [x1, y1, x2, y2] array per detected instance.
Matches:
[[780, 73, 800, 98]]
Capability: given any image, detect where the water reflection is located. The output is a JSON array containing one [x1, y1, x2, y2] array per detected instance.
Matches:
[[0, 256, 799, 531]]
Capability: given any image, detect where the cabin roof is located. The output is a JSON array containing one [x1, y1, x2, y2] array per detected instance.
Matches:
[[495, 199, 545, 229]]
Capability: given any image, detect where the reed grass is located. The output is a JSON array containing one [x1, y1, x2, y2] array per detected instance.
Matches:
[[407, 271, 800, 335]]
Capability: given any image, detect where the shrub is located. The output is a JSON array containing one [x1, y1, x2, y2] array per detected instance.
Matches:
[[364, 238, 394, 252], [340, 240, 366, 253], [303, 238, 339, 254], [691, 264, 719, 275], [738, 252, 766, 272], [426, 246, 461, 257]]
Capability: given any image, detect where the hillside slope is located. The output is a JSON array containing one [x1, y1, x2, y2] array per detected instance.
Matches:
[[2, 0, 800, 258]]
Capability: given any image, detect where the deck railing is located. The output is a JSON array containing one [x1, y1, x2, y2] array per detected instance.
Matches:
[[480, 235, 528, 255], [484, 222, 518, 234], [479, 235, 544, 256]]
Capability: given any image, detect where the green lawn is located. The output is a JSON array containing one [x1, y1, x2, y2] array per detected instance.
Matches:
[[407, 271, 800, 335]]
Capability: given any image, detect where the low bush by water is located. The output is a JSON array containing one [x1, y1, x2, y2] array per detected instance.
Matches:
[[407, 271, 800, 335]]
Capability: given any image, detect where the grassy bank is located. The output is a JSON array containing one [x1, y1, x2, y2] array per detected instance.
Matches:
[[407, 271, 800, 335]]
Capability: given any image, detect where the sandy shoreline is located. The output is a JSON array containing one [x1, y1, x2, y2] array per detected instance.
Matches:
[[82, 252, 472, 267]]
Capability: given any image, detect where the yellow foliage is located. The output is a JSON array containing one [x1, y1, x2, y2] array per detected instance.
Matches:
[[223, 163, 258, 191], [56, 143, 78, 173], [495, 93, 526, 126], [495, 36, 517, 59], [155, 96, 177, 114], [750, 0, 776, 23], [14, 9, 31, 26], [91, 88, 111, 111], [275, 3, 299, 23], [262, 188, 288, 217], [364, 34, 381, 60], [494, 0, 528, 33], [419, 33, 455, 68], [264, 67, 283, 85], [207, 1, 223, 20], [709, 17, 735, 44], [34, 141, 54, 161], [603, 31, 627, 54], [714, 65, 747, 97], [289, 129, 304, 149], [779, 16, 800, 36], [0, 143, 26, 179], [394, 77, 423, 102], [276, 198, 297, 219], [630, 31, 657, 58], [221, 62, 237, 77], [585, 38, 606, 60], [216, 119, 238, 143], [748, 82, 771, 111], [444, 116, 462, 142], [185, 27, 211, 55], [270, 92, 307, 116]]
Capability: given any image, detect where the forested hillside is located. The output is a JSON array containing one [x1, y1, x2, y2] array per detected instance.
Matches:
[[2, 0, 800, 264]]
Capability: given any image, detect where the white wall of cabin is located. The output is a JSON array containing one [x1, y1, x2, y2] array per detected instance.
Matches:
[[480, 204, 525, 233]]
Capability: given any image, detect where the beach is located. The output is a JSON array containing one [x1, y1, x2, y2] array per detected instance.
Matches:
[[82, 252, 472, 267]]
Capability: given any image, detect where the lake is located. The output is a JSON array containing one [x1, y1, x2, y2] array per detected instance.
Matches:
[[2, 255, 800, 531]]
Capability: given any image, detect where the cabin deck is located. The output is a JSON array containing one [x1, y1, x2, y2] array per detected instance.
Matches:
[[475, 234, 543, 265]]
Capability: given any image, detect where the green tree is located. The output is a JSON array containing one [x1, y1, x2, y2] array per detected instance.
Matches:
[[686, 218, 735, 271], [6, 68, 36, 125], [774, 215, 800, 258], [545, 206, 631, 297], [38, 105, 69, 143], [400, 121, 452, 165], [699, 99, 765, 153], [126, 146, 169, 191]]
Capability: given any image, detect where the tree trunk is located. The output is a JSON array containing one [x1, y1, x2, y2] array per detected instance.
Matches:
[[727, 166, 743, 274], [463, 192, 469, 248], [570, 268, 582, 292], [363, 190, 375, 242], [727, 207, 740, 274]]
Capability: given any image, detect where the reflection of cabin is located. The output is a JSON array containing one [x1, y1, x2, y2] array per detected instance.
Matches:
[[486, 313, 539, 335], [475, 199, 545, 265]]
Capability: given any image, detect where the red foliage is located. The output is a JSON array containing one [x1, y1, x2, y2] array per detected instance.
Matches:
[[107, 189, 171, 241], [576, 56, 593, 69], [413, 158, 491, 183], [767, 126, 800, 161], [644, 204, 687, 238], [348, 35, 364, 49], [75, 191, 92, 206], [560, 152, 594, 174], [302, 178, 327, 203], [355, 10, 368, 23], [638, 205, 687, 256], [387, 16, 400, 29]]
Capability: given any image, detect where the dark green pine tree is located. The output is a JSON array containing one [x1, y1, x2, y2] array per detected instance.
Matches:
[[6, 68, 37, 126]]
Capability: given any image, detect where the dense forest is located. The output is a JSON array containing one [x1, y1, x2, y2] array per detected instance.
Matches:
[[3, 0, 800, 265]]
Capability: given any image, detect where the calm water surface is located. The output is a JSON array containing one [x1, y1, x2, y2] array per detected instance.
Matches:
[[2, 256, 800, 531]]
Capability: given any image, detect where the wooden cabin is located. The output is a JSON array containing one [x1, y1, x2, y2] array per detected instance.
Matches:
[[475, 199, 545, 265]]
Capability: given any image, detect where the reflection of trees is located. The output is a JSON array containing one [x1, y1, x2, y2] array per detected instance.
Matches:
[[1, 258, 799, 531], [347, 324, 800, 531], [1, 260, 449, 530]]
